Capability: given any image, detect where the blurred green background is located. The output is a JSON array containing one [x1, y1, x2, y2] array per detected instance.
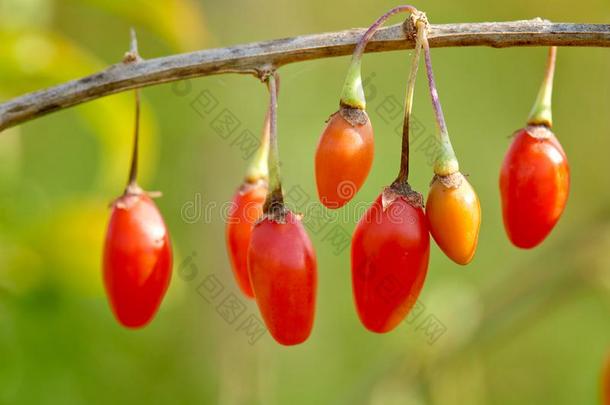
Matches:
[[1, 0, 610, 403]]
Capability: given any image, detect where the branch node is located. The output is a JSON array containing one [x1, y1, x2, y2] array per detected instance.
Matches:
[[533, 17, 549, 23], [123, 28, 143, 64], [257, 65, 276, 83], [404, 11, 429, 40]]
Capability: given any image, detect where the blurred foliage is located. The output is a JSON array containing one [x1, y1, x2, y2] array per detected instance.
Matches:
[[0, 0, 610, 404], [61, 0, 208, 50]]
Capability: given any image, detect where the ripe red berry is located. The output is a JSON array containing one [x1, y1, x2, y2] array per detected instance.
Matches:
[[103, 83, 172, 328], [103, 192, 172, 328], [501, 47, 568, 248], [248, 209, 317, 345], [500, 127, 569, 248], [351, 188, 430, 333], [315, 109, 374, 208], [226, 179, 267, 298]]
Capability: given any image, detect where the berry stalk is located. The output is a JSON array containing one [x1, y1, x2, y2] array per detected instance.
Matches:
[[395, 34, 423, 184], [127, 89, 141, 189], [528, 46, 557, 128], [340, 5, 419, 109], [418, 21, 459, 177], [263, 72, 284, 212], [125, 28, 144, 194]]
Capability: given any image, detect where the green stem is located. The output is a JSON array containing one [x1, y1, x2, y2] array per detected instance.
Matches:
[[527, 46, 557, 128], [264, 72, 284, 211], [340, 5, 419, 109], [395, 37, 423, 184], [245, 108, 270, 183], [340, 59, 365, 110], [418, 21, 459, 176]]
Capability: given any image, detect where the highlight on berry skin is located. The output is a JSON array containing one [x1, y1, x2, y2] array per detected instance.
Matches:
[[499, 46, 570, 249]]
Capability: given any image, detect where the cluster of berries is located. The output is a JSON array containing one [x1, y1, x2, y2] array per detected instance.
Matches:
[[101, 8, 569, 347]]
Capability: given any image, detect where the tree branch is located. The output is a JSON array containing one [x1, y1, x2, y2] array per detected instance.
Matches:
[[1, 18, 609, 132]]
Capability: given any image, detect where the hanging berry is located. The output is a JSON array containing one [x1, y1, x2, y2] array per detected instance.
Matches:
[[351, 12, 430, 333], [417, 19, 482, 265], [315, 6, 418, 209], [426, 173, 480, 264], [500, 47, 570, 249], [248, 73, 317, 345], [225, 109, 270, 298], [103, 30, 172, 328]]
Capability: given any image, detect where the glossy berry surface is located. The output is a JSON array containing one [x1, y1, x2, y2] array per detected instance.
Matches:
[[248, 210, 317, 345], [226, 180, 267, 298], [315, 111, 374, 208], [351, 193, 430, 333], [500, 128, 570, 248], [426, 174, 481, 265], [103, 193, 172, 328]]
